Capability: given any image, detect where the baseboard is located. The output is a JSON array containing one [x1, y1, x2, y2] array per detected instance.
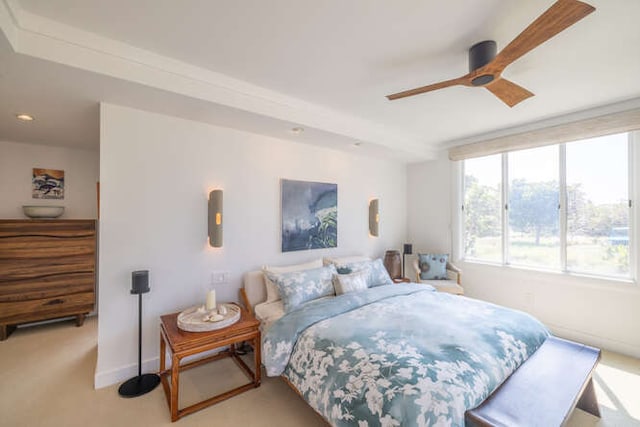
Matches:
[[547, 323, 640, 359], [94, 356, 160, 389], [94, 346, 229, 389]]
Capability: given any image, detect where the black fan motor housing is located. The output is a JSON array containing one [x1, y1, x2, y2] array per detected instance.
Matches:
[[469, 40, 497, 72], [469, 40, 497, 86]]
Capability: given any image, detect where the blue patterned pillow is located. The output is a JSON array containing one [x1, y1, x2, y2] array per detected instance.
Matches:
[[367, 258, 394, 287], [339, 258, 393, 287], [265, 265, 336, 313], [418, 253, 449, 280]]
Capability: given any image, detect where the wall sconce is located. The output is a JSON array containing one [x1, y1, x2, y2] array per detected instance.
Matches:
[[208, 189, 223, 247], [368, 198, 379, 237]]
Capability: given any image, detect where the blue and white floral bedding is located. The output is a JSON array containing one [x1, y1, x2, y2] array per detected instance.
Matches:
[[263, 283, 549, 427]]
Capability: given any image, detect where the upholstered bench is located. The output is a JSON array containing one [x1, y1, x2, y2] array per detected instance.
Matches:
[[465, 336, 601, 426]]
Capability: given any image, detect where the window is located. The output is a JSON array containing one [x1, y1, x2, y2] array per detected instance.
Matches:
[[462, 132, 633, 279], [463, 155, 502, 262], [508, 146, 560, 269], [566, 134, 630, 277]]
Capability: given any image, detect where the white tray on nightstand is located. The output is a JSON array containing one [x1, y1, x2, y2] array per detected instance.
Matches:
[[177, 303, 241, 332]]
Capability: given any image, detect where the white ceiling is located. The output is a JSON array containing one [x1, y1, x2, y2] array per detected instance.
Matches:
[[1, 0, 640, 160]]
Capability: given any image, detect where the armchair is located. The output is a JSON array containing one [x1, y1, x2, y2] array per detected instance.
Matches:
[[412, 258, 464, 295]]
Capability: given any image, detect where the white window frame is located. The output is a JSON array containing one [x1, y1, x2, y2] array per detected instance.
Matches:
[[502, 153, 509, 266], [459, 132, 637, 283], [628, 131, 638, 279]]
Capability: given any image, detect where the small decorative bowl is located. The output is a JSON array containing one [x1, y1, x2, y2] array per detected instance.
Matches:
[[22, 205, 65, 219]]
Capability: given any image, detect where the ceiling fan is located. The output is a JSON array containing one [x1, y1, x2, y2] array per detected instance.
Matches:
[[386, 0, 595, 107]]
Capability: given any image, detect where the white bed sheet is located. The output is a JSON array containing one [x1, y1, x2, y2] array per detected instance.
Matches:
[[254, 296, 337, 333], [254, 300, 285, 333]]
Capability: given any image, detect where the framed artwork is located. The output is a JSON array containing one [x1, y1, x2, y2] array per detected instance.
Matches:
[[32, 168, 64, 199], [281, 179, 337, 252]]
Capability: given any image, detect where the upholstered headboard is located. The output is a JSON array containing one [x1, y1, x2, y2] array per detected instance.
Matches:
[[242, 270, 267, 312]]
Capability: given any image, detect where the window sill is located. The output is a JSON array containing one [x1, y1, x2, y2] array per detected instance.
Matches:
[[460, 258, 637, 286]]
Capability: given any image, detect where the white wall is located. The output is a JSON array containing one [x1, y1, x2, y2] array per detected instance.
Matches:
[[458, 263, 640, 357], [407, 151, 453, 254], [0, 140, 99, 218], [96, 103, 408, 388], [407, 154, 640, 358]]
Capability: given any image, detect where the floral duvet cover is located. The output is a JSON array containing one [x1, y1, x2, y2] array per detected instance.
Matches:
[[263, 283, 549, 427]]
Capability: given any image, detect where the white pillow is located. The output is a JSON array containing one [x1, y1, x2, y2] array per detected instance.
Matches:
[[262, 259, 323, 302], [334, 269, 369, 295]]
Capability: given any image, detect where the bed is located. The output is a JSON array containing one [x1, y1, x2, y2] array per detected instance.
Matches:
[[241, 259, 600, 426]]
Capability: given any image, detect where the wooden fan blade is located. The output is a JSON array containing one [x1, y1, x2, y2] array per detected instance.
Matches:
[[386, 76, 468, 100], [485, 78, 534, 107], [490, 0, 595, 73]]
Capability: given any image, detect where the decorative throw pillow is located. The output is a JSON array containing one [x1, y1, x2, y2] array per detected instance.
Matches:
[[334, 269, 369, 295], [336, 258, 393, 288], [264, 265, 336, 313], [418, 253, 449, 280], [262, 259, 323, 302]]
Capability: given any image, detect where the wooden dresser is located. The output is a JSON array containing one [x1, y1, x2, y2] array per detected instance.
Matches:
[[0, 220, 96, 340]]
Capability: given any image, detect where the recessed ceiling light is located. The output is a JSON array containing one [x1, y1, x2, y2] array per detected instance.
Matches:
[[16, 114, 34, 121], [291, 127, 304, 135]]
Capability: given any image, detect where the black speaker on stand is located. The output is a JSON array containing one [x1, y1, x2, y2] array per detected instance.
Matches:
[[118, 270, 161, 398], [402, 244, 413, 279]]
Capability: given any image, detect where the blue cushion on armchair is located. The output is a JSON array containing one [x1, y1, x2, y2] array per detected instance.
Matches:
[[418, 253, 449, 280]]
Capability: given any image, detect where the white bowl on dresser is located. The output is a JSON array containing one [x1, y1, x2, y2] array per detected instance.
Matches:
[[22, 205, 65, 218]]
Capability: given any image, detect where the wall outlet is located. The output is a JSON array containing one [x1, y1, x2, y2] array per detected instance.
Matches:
[[211, 271, 230, 284]]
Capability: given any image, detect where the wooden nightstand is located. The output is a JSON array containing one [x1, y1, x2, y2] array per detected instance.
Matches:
[[159, 305, 261, 421]]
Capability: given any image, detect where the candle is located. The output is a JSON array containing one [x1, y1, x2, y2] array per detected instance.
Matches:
[[206, 290, 216, 311]]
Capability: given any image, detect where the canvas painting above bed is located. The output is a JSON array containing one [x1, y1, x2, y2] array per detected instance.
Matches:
[[281, 179, 337, 252]]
